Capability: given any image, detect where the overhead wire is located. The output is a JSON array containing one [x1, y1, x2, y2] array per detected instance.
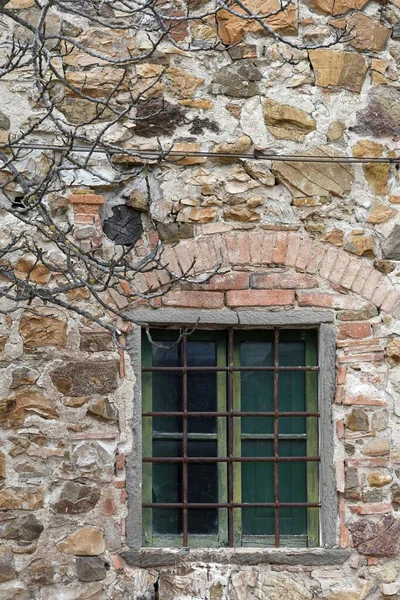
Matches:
[[2, 143, 399, 164]]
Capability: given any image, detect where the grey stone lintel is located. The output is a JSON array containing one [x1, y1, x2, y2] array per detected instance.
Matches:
[[128, 308, 334, 327], [120, 548, 351, 568], [125, 308, 338, 553]]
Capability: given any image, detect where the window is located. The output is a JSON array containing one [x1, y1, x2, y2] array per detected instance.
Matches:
[[141, 327, 320, 548]]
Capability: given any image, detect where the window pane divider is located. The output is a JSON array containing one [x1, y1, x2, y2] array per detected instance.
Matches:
[[232, 330, 242, 547], [241, 433, 307, 440], [141, 338, 153, 547], [217, 332, 228, 547], [153, 432, 218, 441], [306, 331, 320, 547]]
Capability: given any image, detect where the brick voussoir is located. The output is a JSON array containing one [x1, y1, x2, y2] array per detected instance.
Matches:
[[226, 289, 295, 307], [162, 291, 225, 309], [284, 232, 302, 267]]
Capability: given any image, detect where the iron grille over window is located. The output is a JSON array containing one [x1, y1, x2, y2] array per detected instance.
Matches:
[[142, 328, 320, 548]]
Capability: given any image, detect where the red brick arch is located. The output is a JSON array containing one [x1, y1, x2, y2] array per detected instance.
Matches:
[[144, 228, 399, 316]]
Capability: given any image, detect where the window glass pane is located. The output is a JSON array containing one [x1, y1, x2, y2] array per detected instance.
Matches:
[[187, 341, 216, 366], [241, 508, 275, 537], [153, 507, 181, 535], [187, 341, 217, 433], [153, 341, 180, 366], [240, 341, 274, 437], [279, 341, 306, 418], [279, 415, 306, 436], [153, 439, 182, 458], [241, 440, 274, 535], [188, 441, 218, 534], [153, 372, 181, 413], [152, 416, 182, 435], [152, 440, 181, 535], [279, 507, 307, 537], [279, 340, 305, 367], [241, 417, 274, 436], [279, 441, 307, 535], [240, 341, 273, 368]]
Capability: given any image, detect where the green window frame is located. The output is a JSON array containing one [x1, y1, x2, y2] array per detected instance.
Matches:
[[141, 327, 319, 548]]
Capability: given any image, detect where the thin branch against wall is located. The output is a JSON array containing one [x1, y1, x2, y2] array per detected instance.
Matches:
[[0, 0, 350, 343]]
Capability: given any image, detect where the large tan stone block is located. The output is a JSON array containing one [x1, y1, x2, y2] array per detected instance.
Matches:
[[309, 49, 368, 92]]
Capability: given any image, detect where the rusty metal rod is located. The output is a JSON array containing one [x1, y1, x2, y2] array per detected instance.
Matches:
[[143, 502, 321, 509], [143, 456, 320, 463], [143, 411, 320, 417], [142, 365, 319, 372]]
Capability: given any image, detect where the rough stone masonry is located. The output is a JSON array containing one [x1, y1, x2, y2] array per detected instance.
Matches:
[[1, 0, 400, 598]]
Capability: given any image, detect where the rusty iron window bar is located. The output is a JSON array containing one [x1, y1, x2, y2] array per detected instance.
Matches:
[[142, 327, 320, 548]]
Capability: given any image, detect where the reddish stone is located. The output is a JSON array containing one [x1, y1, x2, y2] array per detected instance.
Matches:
[[272, 232, 288, 264], [249, 231, 265, 264], [100, 496, 116, 516], [338, 322, 372, 340], [338, 353, 385, 364], [341, 258, 362, 289], [69, 193, 104, 205], [351, 502, 391, 515], [162, 291, 224, 309], [306, 244, 326, 274], [295, 238, 313, 271], [319, 246, 339, 279], [336, 419, 345, 439], [251, 271, 317, 289], [349, 515, 400, 555], [226, 289, 295, 307], [116, 453, 125, 471], [343, 394, 387, 406], [337, 366, 347, 385], [285, 232, 301, 267], [110, 554, 123, 570], [261, 232, 276, 264], [297, 292, 366, 309], [188, 272, 249, 291], [346, 458, 389, 468], [381, 290, 400, 313]]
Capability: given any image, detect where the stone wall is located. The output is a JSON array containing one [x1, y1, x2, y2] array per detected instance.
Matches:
[[1, 0, 400, 598]]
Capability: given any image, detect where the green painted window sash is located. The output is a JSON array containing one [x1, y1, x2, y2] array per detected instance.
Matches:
[[141, 328, 319, 548]]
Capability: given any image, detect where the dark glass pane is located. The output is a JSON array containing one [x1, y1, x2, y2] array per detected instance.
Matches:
[[241, 440, 274, 535], [240, 341, 274, 368], [240, 341, 274, 438], [187, 341, 216, 366], [187, 373, 217, 433], [279, 341, 305, 418], [279, 340, 305, 367], [279, 441, 307, 535], [278, 341, 306, 432], [153, 508, 181, 535], [279, 414, 306, 436], [152, 440, 182, 534], [279, 508, 307, 537], [187, 342, 217, 433], [188, 441, 218, 534], [241, 508, 274, 537], [152, 372, 181, 413], [241, 417, 274, 435], [153, 439, 182, 458], [152, 339, 180, 367], [153, 416, 182, 435]]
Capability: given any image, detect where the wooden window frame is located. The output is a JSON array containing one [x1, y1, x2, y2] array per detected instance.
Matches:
[[125, 309, 337, 552], [142, 328, 319, 548]]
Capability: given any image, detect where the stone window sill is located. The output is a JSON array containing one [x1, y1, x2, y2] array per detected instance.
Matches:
[[121, 548, 352, 568]]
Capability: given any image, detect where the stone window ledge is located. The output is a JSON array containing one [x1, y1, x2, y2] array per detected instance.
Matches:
[[121, 548, 352, 568]]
